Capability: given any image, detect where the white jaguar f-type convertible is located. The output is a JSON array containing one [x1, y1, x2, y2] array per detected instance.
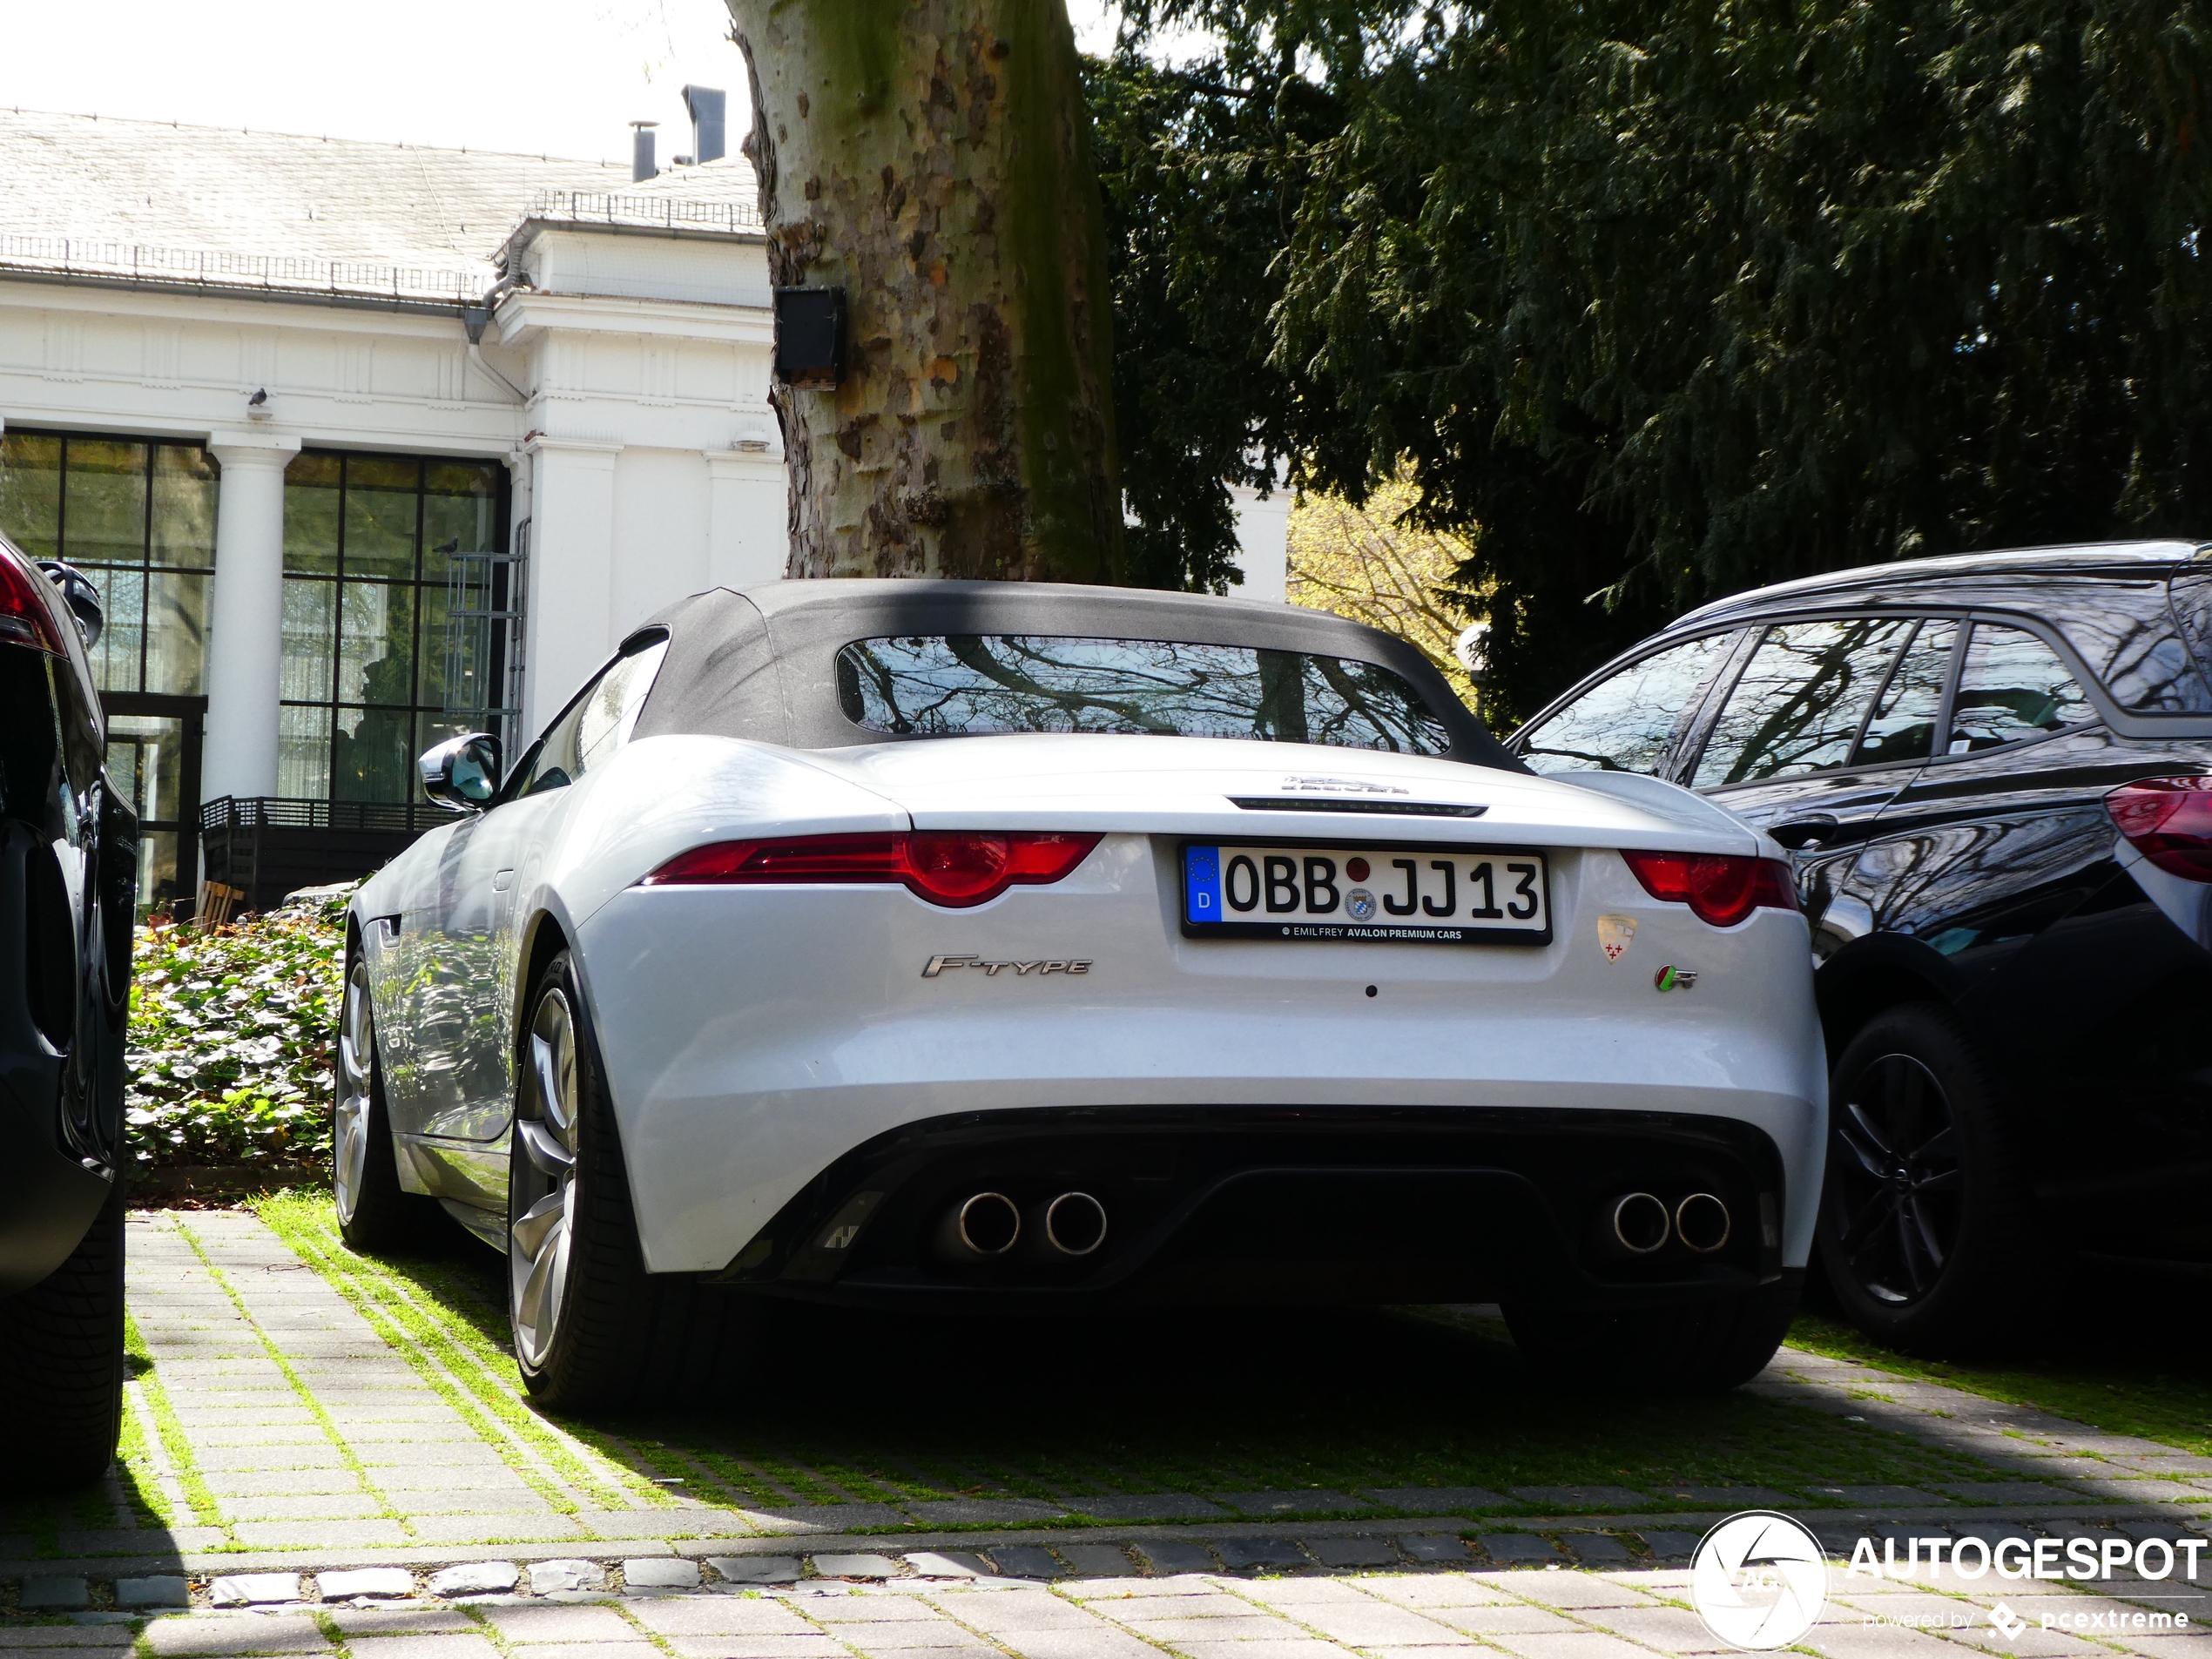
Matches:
[[335, 581, 1824, 1408]]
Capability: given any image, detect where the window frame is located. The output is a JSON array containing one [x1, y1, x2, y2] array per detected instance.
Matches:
[[1674, 604, 2128, 787], [0, 426, 220, 698], [831, 632, 1456, 757], [1509, 627, 1746, 779], [1685, 617, 1929, 792], [1934, 615, 2107, 760], [495, 628, 670, 806], [278, 448, 512, 806]]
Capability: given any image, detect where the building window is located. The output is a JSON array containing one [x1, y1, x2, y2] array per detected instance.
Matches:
[[0, 428, 219, 696], [0, 429, 219, 914], [280, 452, 510, 804]]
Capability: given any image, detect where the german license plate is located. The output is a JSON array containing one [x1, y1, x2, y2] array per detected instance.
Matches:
[[1181, 842, 1551, 945]]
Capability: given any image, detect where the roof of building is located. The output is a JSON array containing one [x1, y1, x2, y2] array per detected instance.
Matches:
[[0, 108, 760, 306]]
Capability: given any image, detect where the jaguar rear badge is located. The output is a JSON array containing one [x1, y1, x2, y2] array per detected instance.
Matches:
[[1654, 965, 1699, 992], [1598, 914, 1637, 961], [922, 954, 1093, 978]]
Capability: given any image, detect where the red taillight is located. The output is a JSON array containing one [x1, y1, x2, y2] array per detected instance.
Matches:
[[0, 556, 66, 654], [1620, 849, 1798, 928], [2106, 776, 2212, 883], [640, 830, 1103, 907]]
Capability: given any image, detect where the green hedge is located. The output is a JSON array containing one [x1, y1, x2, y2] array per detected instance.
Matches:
[[127, 889, 350, 1168]]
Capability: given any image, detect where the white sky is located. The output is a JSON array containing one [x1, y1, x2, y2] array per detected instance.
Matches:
[[0, 0, 1154, 165]]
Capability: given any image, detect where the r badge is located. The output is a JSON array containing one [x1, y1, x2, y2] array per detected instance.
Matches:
[[1654, 965, 1699, 992], [1597, 914, 1637, 961]]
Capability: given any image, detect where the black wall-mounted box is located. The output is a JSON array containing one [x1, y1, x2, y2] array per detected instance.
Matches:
[[774, 287, 846, 388]]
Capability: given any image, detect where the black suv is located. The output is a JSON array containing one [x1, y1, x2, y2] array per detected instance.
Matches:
[[1510, 542, 2212, 1352], [0, 532, 137, 1488]]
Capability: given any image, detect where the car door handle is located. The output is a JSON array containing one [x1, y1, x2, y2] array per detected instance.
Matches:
[[493, 868, 515, 892], [1768, 813, 1840, 850]]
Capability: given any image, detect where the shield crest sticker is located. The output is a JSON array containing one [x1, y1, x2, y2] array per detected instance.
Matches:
[[1598, 914, 1637, 961]]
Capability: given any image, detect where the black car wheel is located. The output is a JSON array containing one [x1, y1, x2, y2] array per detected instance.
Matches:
[[0, 1173, 125, 1492], [1817, 1002, 2035, 1353], [333, 954, 440, 1252], [508, 950, 752, 1412]]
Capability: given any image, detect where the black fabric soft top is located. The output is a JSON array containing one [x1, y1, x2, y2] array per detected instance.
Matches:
[[625, 579, 1521, 770]]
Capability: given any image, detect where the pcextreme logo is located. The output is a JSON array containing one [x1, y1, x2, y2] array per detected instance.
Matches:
[[1691, 1512, 1829, 1649]]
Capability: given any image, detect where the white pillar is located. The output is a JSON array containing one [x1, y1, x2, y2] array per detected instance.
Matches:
[[704, 447, 790, 590], [1226, 479, 1292, 605], [202, 429, 301, 804], [520, 435, 620, 736]]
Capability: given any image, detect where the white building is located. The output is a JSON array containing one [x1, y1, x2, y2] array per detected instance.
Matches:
[[0, 107, 1291, 910]]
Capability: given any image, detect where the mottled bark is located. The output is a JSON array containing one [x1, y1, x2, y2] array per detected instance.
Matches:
[[728, 0, 1124, 583]]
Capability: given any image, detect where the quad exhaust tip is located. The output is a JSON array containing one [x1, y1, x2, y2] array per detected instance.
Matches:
[[1676, 1191, 1730, 1253], [1610, 1191, 1670, 1255], [1042, 1191, 1108, 1257], [952, 1191, 1021, 1257], [940, 1190, 1110, 1264]]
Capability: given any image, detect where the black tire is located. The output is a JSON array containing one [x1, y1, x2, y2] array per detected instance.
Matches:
[[1504, 1273, 1802, 1394], [1815, 1001, 2037, 1355], [0, 1172, 126, 1492], [333, 952, 441, 1253], [508, 950, 751, 1412]]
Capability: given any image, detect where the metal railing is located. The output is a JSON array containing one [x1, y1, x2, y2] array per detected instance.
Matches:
[[443, 535, 526, 758], [0, 233, 489, 303], [525, 189, 763, 234], [199, 796, 453, 835]]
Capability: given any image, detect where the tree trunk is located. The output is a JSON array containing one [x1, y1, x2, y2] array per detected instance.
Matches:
[[728, 0, 1124, 583]]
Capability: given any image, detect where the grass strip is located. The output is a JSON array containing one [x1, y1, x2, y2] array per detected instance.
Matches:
[[124, 1308, 228, 1530], [108, 1379, 172, 1529], [1787, 1312, 2212, 1459], [256, 1190, 664, 1509], [235, 1197, 2002, 1527], [257, 1197, 603, 1512], [169, 1213, 413, 1537], [339, 1251, 677, 1510]]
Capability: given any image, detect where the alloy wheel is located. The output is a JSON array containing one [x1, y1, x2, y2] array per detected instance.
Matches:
[[1828, 1052, 1963, 1304], [509, 987, 581, 1370], [333, 961, 374, 1224]]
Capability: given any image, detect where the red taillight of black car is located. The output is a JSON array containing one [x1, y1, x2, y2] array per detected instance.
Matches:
[[641, 830, 1103, 908], [1620, 849, 1799, 927], [2106, 776, 2212, 883], [0, 555, 67, 654]]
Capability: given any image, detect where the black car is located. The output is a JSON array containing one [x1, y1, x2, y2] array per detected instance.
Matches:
[[1509, 541, 2212, 1352], [0, 533, 137, 1488]]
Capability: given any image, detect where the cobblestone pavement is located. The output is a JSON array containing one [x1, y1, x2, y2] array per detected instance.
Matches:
[[9, 1207, 2212, 1649], [6, 1557, 2211, 1659]]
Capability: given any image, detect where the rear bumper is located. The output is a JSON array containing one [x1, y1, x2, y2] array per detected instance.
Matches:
[[711, 1104, 1790, 1312], [579, 873, 1827, 1278]]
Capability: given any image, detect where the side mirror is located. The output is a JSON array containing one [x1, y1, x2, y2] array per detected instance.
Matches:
[[420, 732, 502, 813], [37, 561, 104, 649]]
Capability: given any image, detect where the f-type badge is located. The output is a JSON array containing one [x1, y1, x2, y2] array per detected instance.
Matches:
[[923, 954, 1094, 978], [1654, 965, 1699, 992]]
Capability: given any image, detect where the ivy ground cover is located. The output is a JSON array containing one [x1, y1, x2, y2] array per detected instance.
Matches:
[[126, 889, 348, 1168]]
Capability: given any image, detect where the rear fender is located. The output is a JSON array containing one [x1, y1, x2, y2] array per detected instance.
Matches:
[[1813, 934, 1972, 1064]]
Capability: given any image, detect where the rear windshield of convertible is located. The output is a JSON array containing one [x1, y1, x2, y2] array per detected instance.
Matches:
[[835, 634, 1453, 755]]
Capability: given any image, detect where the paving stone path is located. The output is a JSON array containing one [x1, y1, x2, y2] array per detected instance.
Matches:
[[10, 1207, 2212, 1659], [7, 1556, 2212, 1659]]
